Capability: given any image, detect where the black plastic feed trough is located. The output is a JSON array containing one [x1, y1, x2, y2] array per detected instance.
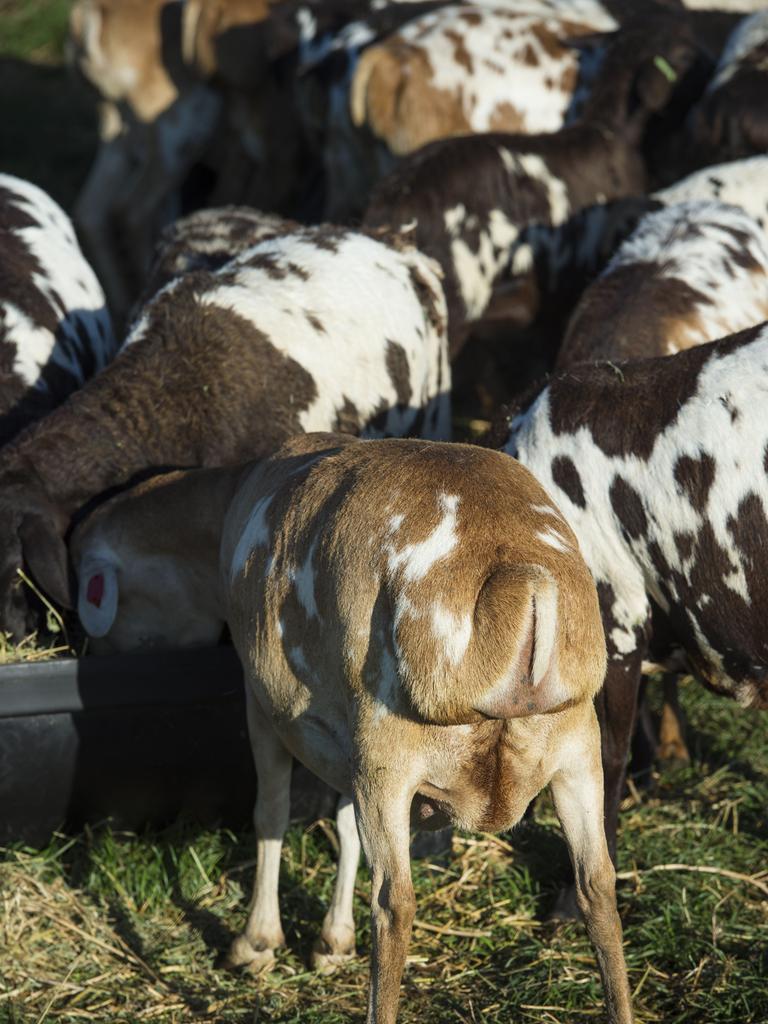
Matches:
[[0, 646, 334, 846]]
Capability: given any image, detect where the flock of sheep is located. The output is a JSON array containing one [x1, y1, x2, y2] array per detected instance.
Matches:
[[3, 0, 768, 1020]]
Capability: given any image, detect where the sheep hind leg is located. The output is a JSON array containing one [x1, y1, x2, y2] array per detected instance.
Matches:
[[550, 707, 634, 1024], [312, 794, 361, 974], [354, 776, 416, 1024], [223, 690, 291, 975]]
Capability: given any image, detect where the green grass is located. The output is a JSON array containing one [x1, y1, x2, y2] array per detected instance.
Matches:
[[0, 0, 72, 62], [1, 681, 766, 1024]]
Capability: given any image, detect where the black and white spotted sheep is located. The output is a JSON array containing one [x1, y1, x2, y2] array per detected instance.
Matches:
[[134, 206, 301, 309], [687, 10, 768, 161], [558, 199, 768, 367], [364, 13, 705, 352], [655, 154, 768, 230], [0, 174, 116, 445], [0, 222, 450, 640], [494, 324, 768, 861], [553, 196, 768, 766]]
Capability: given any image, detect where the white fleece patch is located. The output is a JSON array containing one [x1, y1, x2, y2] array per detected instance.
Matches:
[[0, 173, 116, 392], [387, 493, 459, 582], [230, 494, 274, 584], [432, 601, 473, 666], [656, 155, 768, 229]]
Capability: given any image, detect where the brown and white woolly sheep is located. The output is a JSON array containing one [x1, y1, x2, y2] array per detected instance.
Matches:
[[557, 199, 768, 367], [364, 13, 709, 351], [0, 221, 449, 640]]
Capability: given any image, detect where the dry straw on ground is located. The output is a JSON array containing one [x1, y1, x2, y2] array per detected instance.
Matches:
[[0, 830, 587, 1024], [2, 770, 766, 1024]]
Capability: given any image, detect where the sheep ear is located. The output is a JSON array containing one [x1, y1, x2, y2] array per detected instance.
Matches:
[[632, 56, 676, 113], [181, 0, 204, 67], [77, 561, 119, 638], [18, 514, 73, 609]]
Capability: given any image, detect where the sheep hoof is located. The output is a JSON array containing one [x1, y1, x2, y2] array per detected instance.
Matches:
[[547, 885, 582, 923], [244, 948, 278, 976], [311, 936, 356, 975], [311, 948, 356, 975], [221, 935, 278, 974], [658, 738, 690, 763]]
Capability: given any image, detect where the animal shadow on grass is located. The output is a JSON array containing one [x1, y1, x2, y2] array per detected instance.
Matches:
[[57, 826, 212, 1015], [164, 804, 340, 972], [501, 815, 574, 921], [666, 724, 767, 842], [162, 830, 247, 965], [104, 891, 210, 1015], [636, 695, 768, 841]]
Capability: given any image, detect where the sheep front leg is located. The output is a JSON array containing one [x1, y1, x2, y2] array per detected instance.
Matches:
[[74, 130, 137, 326], [550, 708, 634, 1024], [658, 674, 690, 762], [597, 651, 646, 864], [224, 691, 291, 975], [312, 794, 361, 974], [354, 779, 415, 1024]]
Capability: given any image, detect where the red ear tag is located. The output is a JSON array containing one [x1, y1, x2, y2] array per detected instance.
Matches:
[[87, 573, 104, 608]]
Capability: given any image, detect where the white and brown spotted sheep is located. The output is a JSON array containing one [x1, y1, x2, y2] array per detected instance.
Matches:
[[363, 13, 706, 351], [71, 433, 633, 1024], [557, 199, 768, 366], [0, 174, 116, 446], [182, 0, 472, 222], [0, 219, 449, 640], [555, 196, 768, 762], [68, 0, 446, 312], [350, 4, 611, 157]]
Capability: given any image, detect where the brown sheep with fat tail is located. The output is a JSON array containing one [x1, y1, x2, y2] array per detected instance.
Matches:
[[72, 434, 633, 1024]]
